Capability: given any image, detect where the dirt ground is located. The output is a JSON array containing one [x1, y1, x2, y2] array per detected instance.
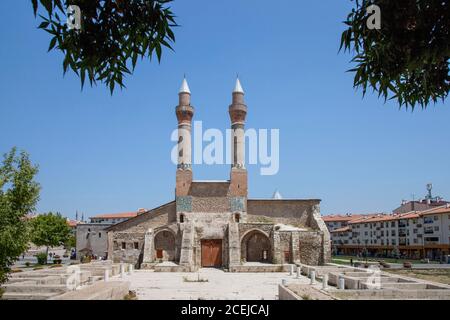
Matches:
[[385, 269, 450, 285], [286, 284, 334, 300]]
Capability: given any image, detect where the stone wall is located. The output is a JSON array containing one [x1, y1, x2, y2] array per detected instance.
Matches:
[[107, 201, 176, 266], [246, 199, 320, 228], [298, 231, 323, 265], [76, 224, 110, 259]]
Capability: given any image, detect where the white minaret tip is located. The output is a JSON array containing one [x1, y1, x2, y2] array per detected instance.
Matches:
[[272, 190, 283, 200], [233, 77, 244, 94], [179, 77, 191, 94]]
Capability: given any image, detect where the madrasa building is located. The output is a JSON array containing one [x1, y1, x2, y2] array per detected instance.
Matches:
[[105, 78, 331, 271]]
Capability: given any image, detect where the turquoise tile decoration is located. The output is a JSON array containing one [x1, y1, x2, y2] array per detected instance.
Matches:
[[231, 197, 246, 212], [176, 196, 192, 212]]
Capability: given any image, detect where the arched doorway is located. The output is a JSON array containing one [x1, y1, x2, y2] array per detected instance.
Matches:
[[154, 230, 176, 261], [241, 230, 271, 263]]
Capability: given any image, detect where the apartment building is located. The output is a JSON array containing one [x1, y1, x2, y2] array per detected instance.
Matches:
[[322, 214, 378, 232], [329, 205, 450, 261]]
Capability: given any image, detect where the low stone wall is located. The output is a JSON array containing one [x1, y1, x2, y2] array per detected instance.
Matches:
[[50, 281, 130, 300], [229, 264, 290, 273], [278, 284, 301, 300], [333, 289, 450, 300]]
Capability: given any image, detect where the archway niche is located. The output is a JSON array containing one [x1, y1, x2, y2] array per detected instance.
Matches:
[[241, 230, 272, 263], [154, 230, 176, 261]]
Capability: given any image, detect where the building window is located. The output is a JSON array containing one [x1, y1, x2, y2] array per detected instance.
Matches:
[[424, 226, 433, 234], [235, 213, 240, 223], [122, 242, 126, 249], [134, 242, 139, 250], [179, 214, 184, 223], [98, 232, 101, 238], [433, 215, 438, 221], [434, 226, 439, 231], [424, 216, 433, 224], [391, 221, 395, 227]]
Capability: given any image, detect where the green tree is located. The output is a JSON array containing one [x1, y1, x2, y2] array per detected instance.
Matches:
[[64, 234, 76, 250], [31, 0, 177, 94], [0, 148, 40, 284], [340, 0, 449, 109], [30, 212, 72, 259]]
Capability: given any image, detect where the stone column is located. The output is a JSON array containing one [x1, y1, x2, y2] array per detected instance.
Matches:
[[228, 223, 241, 267], [291, 232, 300, 264], [106, 231, 114, 261], [272, 230, 282, 264], [142, 228, 154, 266]]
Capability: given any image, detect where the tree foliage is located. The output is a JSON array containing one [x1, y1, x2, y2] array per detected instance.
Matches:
[[0, 148, 40, 284], [30, 212, 72, 250], [340, 0, 450, 109], [31, 0, 177, 94]]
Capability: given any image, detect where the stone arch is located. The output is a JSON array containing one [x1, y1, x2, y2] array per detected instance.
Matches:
[[154, 229, 176, 261], [241, 229, 272, 263]]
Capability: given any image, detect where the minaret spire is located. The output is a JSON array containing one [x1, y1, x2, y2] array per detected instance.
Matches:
[[233, 77, 244, 94], [175, 76, 194, 198], [229, 77, 248, 198], [179, 76, 191, 94]]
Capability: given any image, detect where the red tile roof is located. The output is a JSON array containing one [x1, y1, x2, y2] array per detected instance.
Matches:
[[322, 214, 368, 222], [331, 226, 350, 233], [418, 205, 450, 216], [91, 212, 139, 219], [67, 220, 79, 227]]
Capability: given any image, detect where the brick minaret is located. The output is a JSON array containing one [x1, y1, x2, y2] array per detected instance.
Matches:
[[175, 78, 194, 196], [229, 78, 248, 197]]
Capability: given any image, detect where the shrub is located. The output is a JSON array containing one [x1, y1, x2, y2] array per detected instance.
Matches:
[[25, 262, 31, 267], [124, 291, 137, 300], [35, 252, 47, 265], [11, 269, 23, 273], [81, 256, 91, 264]]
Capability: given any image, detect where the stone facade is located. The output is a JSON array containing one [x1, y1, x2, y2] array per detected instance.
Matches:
[[76, 223, 110, 259], [105, 78, 331, 270]]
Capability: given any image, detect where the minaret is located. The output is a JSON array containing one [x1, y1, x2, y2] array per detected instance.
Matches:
[[229, 77, 248, 197], [175, 77, 194, 197]]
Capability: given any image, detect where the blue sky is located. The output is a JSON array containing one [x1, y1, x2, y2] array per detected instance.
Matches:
[[1, 1, 449, 219]]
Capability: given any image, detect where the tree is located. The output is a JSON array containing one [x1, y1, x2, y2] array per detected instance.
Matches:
[[31, 0, 177, 94], [340, 0, 450, 109], [0, 148, 40, 284], [64, 234, 76, 250], [30, 212, 72, 259]]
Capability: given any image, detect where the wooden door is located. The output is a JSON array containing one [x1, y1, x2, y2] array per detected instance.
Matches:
[[201, 239, 222, 267]]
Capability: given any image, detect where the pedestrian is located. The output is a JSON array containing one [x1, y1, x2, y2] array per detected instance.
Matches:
[[350, 258, 353, 266]]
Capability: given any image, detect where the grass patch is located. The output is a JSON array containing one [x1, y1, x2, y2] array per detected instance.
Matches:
[[124, 290, 137, 300], [183, 274, 209, 283], [332, 255, 427, 265], [10, 269, 23, 273], [385, 269, 450, 285]]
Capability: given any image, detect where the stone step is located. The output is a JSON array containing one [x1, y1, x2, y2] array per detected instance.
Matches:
[[7, 276, 65, 285], [3, 284, 68, 294], [1, 292, 60, 300]]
